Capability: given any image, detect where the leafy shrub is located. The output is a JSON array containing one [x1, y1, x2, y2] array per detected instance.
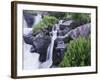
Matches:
[[48, 12, 67, 19], [33, 16, 58, 33], [59, 36, 91, 67], [70, 13, 91, 23], [43, 16, 58, 27]]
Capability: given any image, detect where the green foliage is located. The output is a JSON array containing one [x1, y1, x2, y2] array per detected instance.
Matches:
[[48, 12, 67, 19], [33, 21, 46, 32], [59, 36, 91, 67], [33, 16, 58, 33], [48, 12, 91, 23], [43, 16, 58, 26], [70, 13, 91, 22]]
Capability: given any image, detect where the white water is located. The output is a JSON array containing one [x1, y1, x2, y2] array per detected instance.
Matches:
[[23, 14, 61, 69], [34, 13, 42, 25], [23, 42, 40, 69], [23, 15, 41, 70], [40, 24, 58, 68]]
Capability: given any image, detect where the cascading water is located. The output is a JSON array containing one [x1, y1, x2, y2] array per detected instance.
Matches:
[[41, 21, 63, 68], [34, 13, 42, 25], [23, 14, 42, 70], [40, 24, 58, 68], [23, 13, 62, 69]]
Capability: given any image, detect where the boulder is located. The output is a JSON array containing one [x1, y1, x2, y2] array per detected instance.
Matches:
[[52, 38, 66, 66], [69, 20, 88, 29], [23, 12, 35, 28], [61, 27, 71, 35], [23, 27, 52, 62], [23, 31, 33, 45], [59, 20, 73, 30], [42, 28, 50, 36], [31, 36, 51, 62], [60, 19, 88, 29], [69, 23, 91, 39]]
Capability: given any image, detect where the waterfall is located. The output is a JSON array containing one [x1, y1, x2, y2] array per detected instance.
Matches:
[[23, 14, 62, 69], [23, 15, 41, 70], [23, 42, 40, 69], [23, 18, 28, 28], [34, 13, 42, 25], [41, 21, 62, 68], [40, 24, 58, 68]]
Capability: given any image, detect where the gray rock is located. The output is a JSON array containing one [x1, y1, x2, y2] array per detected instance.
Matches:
[[31, 36, 51, 62], [23, 31, 33, 45], [60, 19, 88, 29], [69, 23, 91, 39], [59, 20, 73, 30], [57, 27, 70, 36], [53, 38, 66, 66], [61, 27, 71, 35], [23, 12, 35, 28]]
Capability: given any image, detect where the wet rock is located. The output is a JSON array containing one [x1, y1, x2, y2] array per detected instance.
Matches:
[[57, 27, 70, 36], [33, 30, 42, 36], [69, 23, 91, 39], [60, 20, 73, 30], [69, 20, 88, 29], [35, 32, 44, 38], [60, 19, 88, 30], [57, 31, 64, 36], [23, 31, 33, 45], [23, 27, 51, 63], [46, 26, 52, 32], [23, 12, 35, 28], [30, 45, 36, 52], [61, 27, 71, 35], [42, 28, 50, 36], [31, 36, 51, 62], [53, 38, 66, 66]]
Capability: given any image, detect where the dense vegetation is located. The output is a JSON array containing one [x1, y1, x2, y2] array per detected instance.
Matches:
[[32, 12, 90, 33], [70, 13, 91, 23], [48, 12, 67, 19], [59, 36, 91, 67], [48, 12, 91, 22], [33, 16, 58, 33]]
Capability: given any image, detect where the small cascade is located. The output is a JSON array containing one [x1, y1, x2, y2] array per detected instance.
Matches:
[[23, 42, 40, 69], [23, 14, 42, 69], [40, 24, 59, 68], [23, 16, 64, 69], [23, 17, 28, 28], [34, 13, 42, 25], [41, 21, 63, 68]]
